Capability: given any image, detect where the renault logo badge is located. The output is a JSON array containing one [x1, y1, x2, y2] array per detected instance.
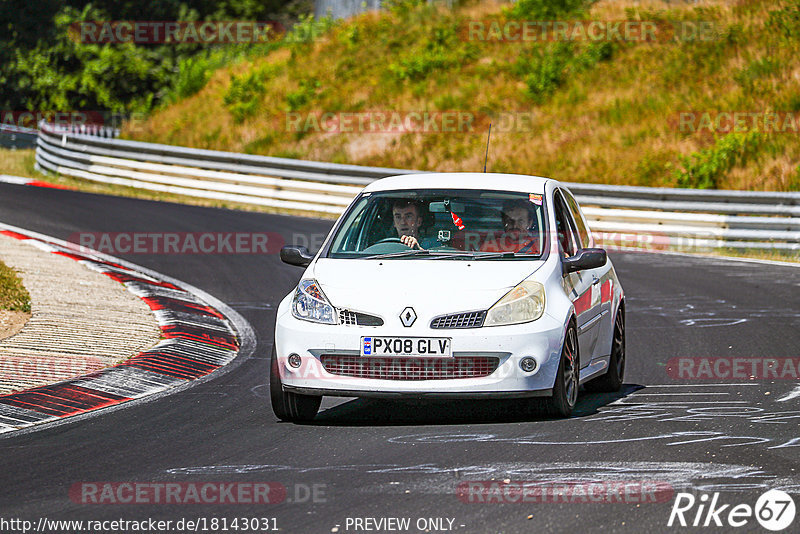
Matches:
[[400, 307, 417, 327]]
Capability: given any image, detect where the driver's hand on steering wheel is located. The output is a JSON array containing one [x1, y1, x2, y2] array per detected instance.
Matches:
[[400, 235, 421, 249]]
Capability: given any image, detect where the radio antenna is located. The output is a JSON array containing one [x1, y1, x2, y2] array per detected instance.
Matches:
[[483, 122, 492, 173]]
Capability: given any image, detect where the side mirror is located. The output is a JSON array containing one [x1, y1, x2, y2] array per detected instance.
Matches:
[[563, 248, 607, 274], [280, 246, 314, 267]]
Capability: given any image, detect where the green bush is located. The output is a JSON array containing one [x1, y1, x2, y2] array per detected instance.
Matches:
[[733, 57, 782, 93], [285, 78, 322, 111], [766, 2, 800, 42], [507, 0, 588, 20], [8, 6, 173, 114], [675, 132, 762, 189], [520, 43, 573, 103], [516, 41, 612, 103], [224, 64, 282, 122], [388, 22, 478, 81], [1, 2, 310, 116], [169, 50, 242, 104]]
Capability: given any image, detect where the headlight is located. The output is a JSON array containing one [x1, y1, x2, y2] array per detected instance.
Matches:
[[291, 279, 337, 324], [484, 281, 545, 326]]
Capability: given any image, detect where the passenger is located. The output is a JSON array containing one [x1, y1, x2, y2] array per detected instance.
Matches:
[[480, 200, 539, 253]]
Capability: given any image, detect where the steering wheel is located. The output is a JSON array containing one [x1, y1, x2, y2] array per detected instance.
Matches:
[[361, 236, 412, 255], [373, 237, 406, 245]]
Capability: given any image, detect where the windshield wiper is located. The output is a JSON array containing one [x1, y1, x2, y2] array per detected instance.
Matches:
[[365, 250, 475, 260], [428, 252, 475, 260], [468, 251, 516, 259], [365, 249, 433, 259], [366, 250, 521, 260]]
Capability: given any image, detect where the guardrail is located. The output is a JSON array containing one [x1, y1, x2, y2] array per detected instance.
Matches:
[[34, 122, 799, 253], [0, 124, 39, 149]]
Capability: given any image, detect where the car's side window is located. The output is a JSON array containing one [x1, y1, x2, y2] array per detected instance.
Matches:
[[560, 189, 591, 249], [553, 192, 579, 257]]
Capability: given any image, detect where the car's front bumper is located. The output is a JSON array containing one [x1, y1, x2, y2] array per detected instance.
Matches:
[[274, 298, 566, 399]]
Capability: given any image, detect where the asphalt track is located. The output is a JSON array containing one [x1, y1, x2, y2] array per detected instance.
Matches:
[[0, 183, 798, 533]]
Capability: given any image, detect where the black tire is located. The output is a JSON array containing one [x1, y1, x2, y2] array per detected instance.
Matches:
[[543, 324, 579, 418], [585, 305, 625, 393], [270, 346, 321, 422]]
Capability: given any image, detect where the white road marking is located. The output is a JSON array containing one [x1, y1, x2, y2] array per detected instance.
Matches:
[[630, 392, 730, 396], [610, 401, 748, 405], [679, 318, 748, 327], [769, 438, 800, 449], [0, 175, 33, 185], [646, 383, 760, 387], [777, 385, 800, 402]]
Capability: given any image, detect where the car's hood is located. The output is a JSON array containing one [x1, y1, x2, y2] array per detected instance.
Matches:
[[311, 258, 544, 322]]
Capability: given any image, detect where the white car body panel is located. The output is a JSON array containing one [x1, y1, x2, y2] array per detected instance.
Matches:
[[313, 258, 544, 314]]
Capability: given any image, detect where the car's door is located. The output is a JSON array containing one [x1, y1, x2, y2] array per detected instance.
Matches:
[[553, 190, 596, 368], [561, 188, 613, 362]]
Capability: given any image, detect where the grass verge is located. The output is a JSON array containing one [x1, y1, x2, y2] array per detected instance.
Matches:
[[0, 259, 31, 313]]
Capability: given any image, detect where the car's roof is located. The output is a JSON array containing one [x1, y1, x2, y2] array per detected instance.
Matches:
[[363, 172, 552, 194]]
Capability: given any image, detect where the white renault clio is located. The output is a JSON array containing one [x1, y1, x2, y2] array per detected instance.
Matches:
[[272, 173, 625, 421]]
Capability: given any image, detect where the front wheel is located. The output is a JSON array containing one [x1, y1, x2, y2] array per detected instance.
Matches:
[[542, 324, 579, 417], [270, 346, 321, 422]]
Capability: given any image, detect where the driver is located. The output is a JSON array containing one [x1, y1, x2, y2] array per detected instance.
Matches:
[[392, 200, 425, 249]]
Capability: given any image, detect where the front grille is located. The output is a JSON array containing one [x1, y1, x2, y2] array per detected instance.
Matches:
[[430, 310, 486, 329], [320, 355, 499, 380], [339, 310, 384, 326]]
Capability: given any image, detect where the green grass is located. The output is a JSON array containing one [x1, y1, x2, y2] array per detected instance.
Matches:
[[0, 261, 31, 313], [711, 247, 800, 264]]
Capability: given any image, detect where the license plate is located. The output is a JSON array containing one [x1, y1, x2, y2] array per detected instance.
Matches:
[[361, 337, 452, 357]]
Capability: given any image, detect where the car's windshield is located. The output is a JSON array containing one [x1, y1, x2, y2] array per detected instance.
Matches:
[[327, 189, 547, 259]]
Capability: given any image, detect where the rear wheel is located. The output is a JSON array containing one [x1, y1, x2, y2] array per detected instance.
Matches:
[[585, 305, 625, 393], [270, 346, 321, 422], [543, 324, 579, 417]]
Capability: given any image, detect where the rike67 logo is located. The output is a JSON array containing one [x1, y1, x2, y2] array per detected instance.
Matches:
[[668, 490, 796, 531]]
